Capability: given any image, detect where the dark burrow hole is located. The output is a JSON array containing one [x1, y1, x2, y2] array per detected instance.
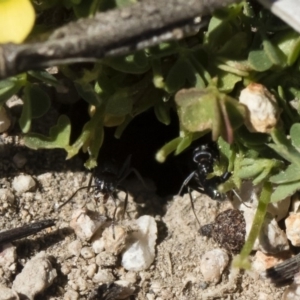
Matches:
[[91, 108, 211, 199]]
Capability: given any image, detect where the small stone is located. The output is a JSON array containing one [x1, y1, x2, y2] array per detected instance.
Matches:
[[0, 243, 17, 270], [0, 189, 15, 205], [12, 251, 57, 300], [61, 263, 72, 275], [95, 252, 117, 268], [285, 213, 300, 246], [0, 106, 12, 133], [92, 238, 105, 254], [259, 214, 289, 254], [68, 240, 82, 257], [200, 248, 229, 284], [70, 208, 106, 241], [252, 251, 286, 275], [86, 264, 97, 278], [64, 289, 79, 300], [102, 225, 127, 255], [80, 247, 95, 259], [12, 153, 27, 169], [239, 83, 281, 133], [12, 175, 36, 194], [121, 216, 157, 271], [0, 285, 19, 300], [93, 269, 115, 284]]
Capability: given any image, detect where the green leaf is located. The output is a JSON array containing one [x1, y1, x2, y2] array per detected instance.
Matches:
[[270, 164, 300, 184], [217, 71, 241, 93], [175, 87, 245, 143], [248, 49, 273, 71], [274, 30, 300, 66], [105, 91, 132, 116], [19, 85, 51, 133], [271, 181, 300, 202], [154, 101, 171, 125], [24, 115, 71, 150], [0, 76, 25, 105], [74, 82, 103, 107], [165, 58, 196, 93], [103, 53, 150, 74], [263, 38, 286, 67], [290, 123, 300, 150], [27, 70, 60, 87]]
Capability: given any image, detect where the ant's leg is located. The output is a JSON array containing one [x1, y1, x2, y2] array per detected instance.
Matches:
[[178, 171, 196, 196], [188, 186, 202, 226], [109, 192, 118, 239], [56, 185, 98, 210]]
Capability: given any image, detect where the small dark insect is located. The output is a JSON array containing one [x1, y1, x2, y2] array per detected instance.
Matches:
[[0, 219, 55, 246], [58, 156, 145, 234], [178, 142, 232, 224], [200, 209, 246, 254], [263, 253, 300, 286], [88, 282, 125, 300]]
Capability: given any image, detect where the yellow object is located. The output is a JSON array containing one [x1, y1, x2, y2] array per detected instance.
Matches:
[[0, 0, 35, 43]]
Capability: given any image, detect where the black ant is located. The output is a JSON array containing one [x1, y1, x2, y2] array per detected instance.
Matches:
[[57, 155, 146, 236], [178, 142, 232, 225]]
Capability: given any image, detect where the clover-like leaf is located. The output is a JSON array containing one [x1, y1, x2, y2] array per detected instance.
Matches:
[[24, 115, 71, 150], [0, 75, 26, 105], [175, 87, 246, 143], [165, 57, 199, 93], [0, 0, 35, 43], [19, 84, 51, 133], [103, 52, 150, 74], [274, 30, 300, 66], [105, 91, 132, 116], [248, 49, 273, 72], [74, 82, 103, 107]]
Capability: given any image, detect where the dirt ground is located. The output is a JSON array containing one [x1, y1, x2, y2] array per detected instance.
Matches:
[[0, 134, 287, 300]]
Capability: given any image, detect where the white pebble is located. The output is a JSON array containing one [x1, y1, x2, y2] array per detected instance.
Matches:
[[200, 249, 229, 284], [92, 237, 105, 254], [0, 243, 17, 270], [80, 247, 95, 259], [285, 213, 300, 246], [92, 269, 115, 283], [86, 264, 97, 278], [0, 106, 12, 133], [0, 285, 19, 300], [12, 153, 27, 169], [12, 175, 36, 194], [0, 189, 15, 205], [239, 83, 280, 133], [259, 215, 289, 254], [68, 240, 82, 257], [12, 251, 57, 300], [121, 215, 157, 271], [64, 289, 79, 300], [69, 208, 106, 241]]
